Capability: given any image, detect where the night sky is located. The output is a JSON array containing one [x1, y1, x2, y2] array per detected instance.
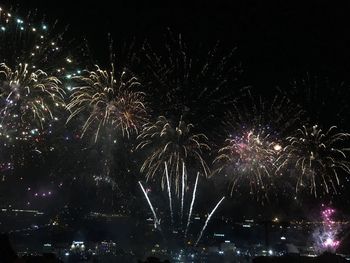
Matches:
[[12, 1, 350, 82], [1, 0, 350, 242]]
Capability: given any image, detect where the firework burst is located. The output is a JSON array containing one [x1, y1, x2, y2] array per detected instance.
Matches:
[[313, 206, 341, 253], [0, 6, 86, 175], [286, 73, 350, 127], [142, 30, 242, 126], [277, 125, 350, 197], [137, 116, 210, 193], [214, 130, 281, 197], [221, 88, 304, 140], [0, 63, 64, 142], [66, 65, 148, 142], [0, 6, 82, 74], [213, 88, 302, 197]]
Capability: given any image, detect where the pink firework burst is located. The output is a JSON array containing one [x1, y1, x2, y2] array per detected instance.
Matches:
[[313, 205, 341, 253], [321, 207, 340, 249]]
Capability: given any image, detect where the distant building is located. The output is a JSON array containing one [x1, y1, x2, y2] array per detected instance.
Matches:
[[96, 240, 117, 255], [220, 240, 236, 252], [70, 241, 85, 252], [43, 243, 53, 254]]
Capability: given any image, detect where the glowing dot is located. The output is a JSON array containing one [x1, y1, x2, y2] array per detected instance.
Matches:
[[273, 144, 282, 151]]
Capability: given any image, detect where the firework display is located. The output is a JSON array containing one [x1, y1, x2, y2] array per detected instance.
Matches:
[[0, 6, 84, 178], [221, 88, 305, 140], [0, 6, 82, 79], [1, 7, 350, 202], [142, 30, 242, 126], [194, 196, 225, 246], [277, 125, 350, 197], [0, 63, 64, 142], [1, 5, 350, 258], [66, 65, 148, 142], [313, 206, 341, 253], [212, 88, 303, 197], [138, 165, 225, 246], [287, 74, 350, 127], [139, 181, 160, 229], [214, 130, 280, 196], [0, 7, 60, 67], [0, 7, 66, 144], [137, 116, 210, 193]]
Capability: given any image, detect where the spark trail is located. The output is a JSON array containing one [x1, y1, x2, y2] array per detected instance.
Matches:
[[195, 196, 225, 246], [181, 162, 185, 222], [184, 172, 199, 239], [164, 162, 174, 226], [138, 181, 159, 229]]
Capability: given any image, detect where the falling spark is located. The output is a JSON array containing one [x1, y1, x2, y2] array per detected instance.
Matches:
[[181, 162, 186, 222], [195, 196, 225, 246], [184, 172, 199, 239], [138, 181, 159, 229], [137, 116, 210, 192], [164, 162, 174, 226]]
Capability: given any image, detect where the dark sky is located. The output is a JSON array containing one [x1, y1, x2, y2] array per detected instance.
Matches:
[[2, 1, 350, 218], [5, 1, 350, 89]]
